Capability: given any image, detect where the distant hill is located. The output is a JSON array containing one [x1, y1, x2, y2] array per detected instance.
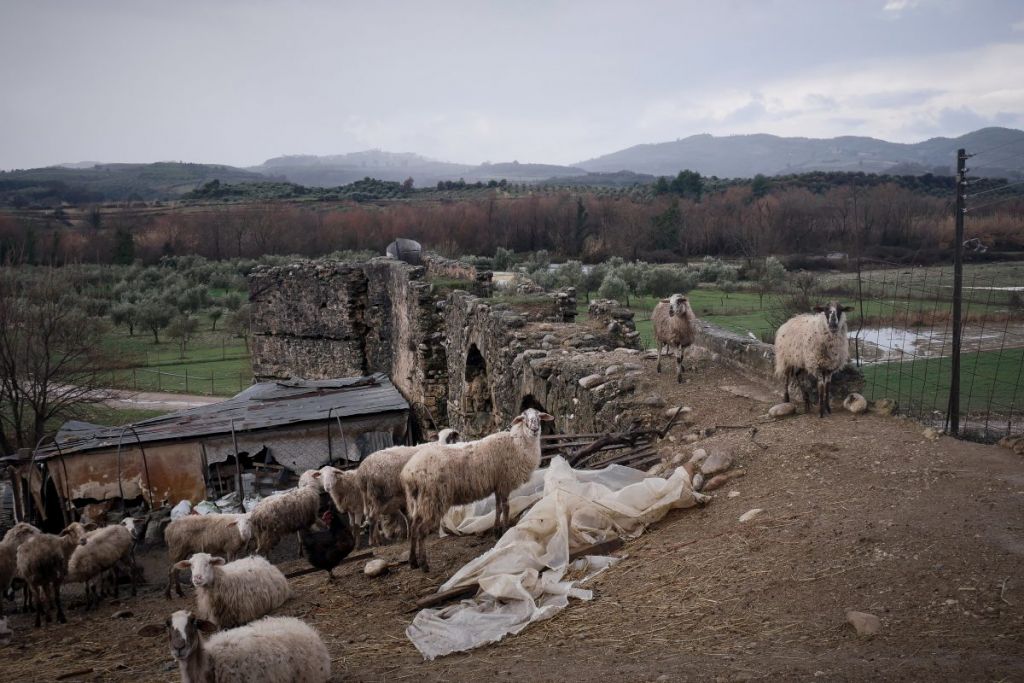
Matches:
[[251, 150, 584, 187], [576, 127, 1024, 179], [0, 162, 268, 205]]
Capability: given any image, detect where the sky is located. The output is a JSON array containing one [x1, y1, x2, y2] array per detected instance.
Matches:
[[1, 0, 1022, 169]]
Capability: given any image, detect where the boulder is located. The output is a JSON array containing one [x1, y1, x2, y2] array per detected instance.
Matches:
[[364, 559, 390, 578], [843, 393, 868, 414], [687, 448, 709, 466], [700, 450, 733, 476], [579, 374, 606, 389], [845, 610, 881, 637]]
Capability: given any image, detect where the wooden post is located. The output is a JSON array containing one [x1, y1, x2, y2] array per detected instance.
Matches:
[[948, 148, 966, 436]]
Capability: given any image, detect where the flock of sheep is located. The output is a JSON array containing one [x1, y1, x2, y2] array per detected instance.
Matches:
[[0, 291, 855, 682]]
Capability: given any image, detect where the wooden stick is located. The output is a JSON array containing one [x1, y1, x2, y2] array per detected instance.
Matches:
[[56, 669, 94, 681], [409, 538, 625, 612]]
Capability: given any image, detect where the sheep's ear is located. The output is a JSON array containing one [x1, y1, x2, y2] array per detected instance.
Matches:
[[211, 557, 226, 566], [511, 415, 524, 425], [196, 618, 218, 634], [539, 412, 555, 422], [227, 520, 238, 527], [137, 624, 165, 638], [312, 471, 321, 478], [841, 305, 854, 312], [174, 560, 191, 570]]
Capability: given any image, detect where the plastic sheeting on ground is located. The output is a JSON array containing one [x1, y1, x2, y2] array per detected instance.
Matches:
[[407, 456, 707, 660]]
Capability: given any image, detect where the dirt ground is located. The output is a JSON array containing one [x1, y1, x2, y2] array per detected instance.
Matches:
[[4, 358, 1024, 682]]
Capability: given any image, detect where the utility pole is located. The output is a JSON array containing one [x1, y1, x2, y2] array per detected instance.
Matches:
[[948, 148, 967, 435]]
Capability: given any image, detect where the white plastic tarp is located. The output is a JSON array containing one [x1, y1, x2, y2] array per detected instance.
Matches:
[[407, 456, 706, 660]]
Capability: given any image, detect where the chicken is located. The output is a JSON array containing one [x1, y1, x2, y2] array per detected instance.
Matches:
[[298, 505, 355, 581]]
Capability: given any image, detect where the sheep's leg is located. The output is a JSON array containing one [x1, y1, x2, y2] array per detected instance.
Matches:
[[782, 369, 791, 403], [408, 519, 419, 569], [675, 348, 684, 383], [656, 344, 663, 373], [349, 513, 362, 551], [824, 376, 833, 414], [54, 582, 67, 624], [32, 585, 44, 628], [818, 379, 827, 418]]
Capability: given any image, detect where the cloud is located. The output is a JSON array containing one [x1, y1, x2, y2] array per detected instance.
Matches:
[[883, 0, 922, 12], [1013, 19, 1024, 31]]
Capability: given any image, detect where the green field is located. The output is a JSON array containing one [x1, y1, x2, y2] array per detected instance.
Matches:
[[103, 327, 253, 396]]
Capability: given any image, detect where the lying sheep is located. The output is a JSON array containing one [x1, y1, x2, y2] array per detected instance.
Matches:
[[164, 512, 252, 599], [66, 518, 141, 609], [140, 610, 330, 683], [175, 552, 291, 628], [356, 428, 462, 546], [0, 522, 40, 616], [249, 470, 323, 556], [402, 408, 553, 572], [15, 522, 92, 627], [774, 301, 852, 418], [652, 293, 697, 383]]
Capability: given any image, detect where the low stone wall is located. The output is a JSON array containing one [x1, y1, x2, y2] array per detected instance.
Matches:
[[424, 253, 493, 297]]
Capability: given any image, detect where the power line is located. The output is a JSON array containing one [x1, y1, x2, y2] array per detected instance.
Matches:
[[965, 193, 1024, 213], [966, 179, 1024, 198], [968, 137, 1024, 159]]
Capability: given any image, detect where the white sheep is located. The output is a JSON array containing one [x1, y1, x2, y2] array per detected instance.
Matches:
[[356, 428, 462, 546], [652, 293, 697, 383], [774, 300, 852, 418], [163, 513, 252, 599], [0, 522, 40, 616], [15, 521, 92, 627], [140, 610, 330, 683], [248, 470, 323, 556], [317, 466, 365, 547], [66, 518, 141, 608], [401, 408, 553, 572], [175, 552, 291, 628]]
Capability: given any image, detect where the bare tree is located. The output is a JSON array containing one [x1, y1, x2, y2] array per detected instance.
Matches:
[[0, 269, 114, 455]]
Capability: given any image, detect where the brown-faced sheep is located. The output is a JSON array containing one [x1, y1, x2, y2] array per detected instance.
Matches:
[[163, 512, 252, 599], [174, 552, 291, 628], [402, 408, 553, 572], [774, 301, 852, 418], [652, 293, 697, 383], [317, 466, 365, 547], [15, 522, 92, 627], [248, 470, 323, 556], [140, 610, 330, 683]]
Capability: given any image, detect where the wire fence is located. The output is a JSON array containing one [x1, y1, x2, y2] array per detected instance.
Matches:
[[109, 366, 253, 397]]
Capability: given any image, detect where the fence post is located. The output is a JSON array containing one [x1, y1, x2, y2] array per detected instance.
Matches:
[[132, 367, 137, 390], [211, 371, 215, 395], [947, 147, 966, 436], [185, 368, 189, 393], [157, 370, 161, 392]]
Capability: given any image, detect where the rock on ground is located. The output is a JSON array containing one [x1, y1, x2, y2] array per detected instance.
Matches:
[[768, 402, 796, 418], [845, 610, 881, 637], [700, 450, 733, 476], [739, 508, 764, 523]]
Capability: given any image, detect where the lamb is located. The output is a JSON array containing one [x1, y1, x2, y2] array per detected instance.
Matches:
[[248, 470, 323, 556], [0, 522, 40, 616], [402, 408, 553, 572], [140, 610, 330, 683], [164, 513, 252, 599], [652, 293, 697, 383], [66, 518, 141, 608], [174, 552, 291, 628], [356, 428, 463, 546], [774, 301, 853, 418], [15, 521, 92, 627]]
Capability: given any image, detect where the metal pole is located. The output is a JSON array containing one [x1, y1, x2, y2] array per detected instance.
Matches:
[[230, 419, 242, 495], [326, 407, 335, 465], [947, 148, 966, 436], [116, 425, 155, 512]]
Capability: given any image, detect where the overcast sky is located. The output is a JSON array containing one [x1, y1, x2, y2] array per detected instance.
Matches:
[[1, 0, 1022, 169]]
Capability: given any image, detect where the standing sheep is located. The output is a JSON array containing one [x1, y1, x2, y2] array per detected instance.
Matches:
[[356, 428, 462, 547], [402, 408, 553, 572], [248, 470, 323, 556], [652, 293, 697, 383], [66, 518, 141, 609], [174, 552, 291, 628], [774, 301, 853, 418], [0, 522, 40, 616], [15, 522, 92, 627], [164, 513, 252, 599], [317, 466, 365, 547], [140, 610, 330, 683]]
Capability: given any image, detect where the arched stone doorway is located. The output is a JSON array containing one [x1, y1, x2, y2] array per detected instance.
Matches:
[[463, 344, 494, 437]]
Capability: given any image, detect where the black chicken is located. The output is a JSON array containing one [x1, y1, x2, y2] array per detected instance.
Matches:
[[299, 504, 355, 581]]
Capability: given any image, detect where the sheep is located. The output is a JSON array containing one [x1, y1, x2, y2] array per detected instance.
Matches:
[[774, 301, 853, 418], [356, 428, 463, 547], [0, 522, 40, 616], [15, 521, 92, 627], [174, 552, 291, 628], [401, 408, 553, 572], [317, 466, 365, 547], [66, 518, 141, 609], [248, 470, 323, 556], [164, 513, 252, 599], [0, 615, 10, 646], [140, 610, 330, 683], [652, 293, 697, 383]]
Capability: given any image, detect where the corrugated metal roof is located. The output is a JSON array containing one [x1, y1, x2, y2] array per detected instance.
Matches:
[[36, 373, 408, 460]]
